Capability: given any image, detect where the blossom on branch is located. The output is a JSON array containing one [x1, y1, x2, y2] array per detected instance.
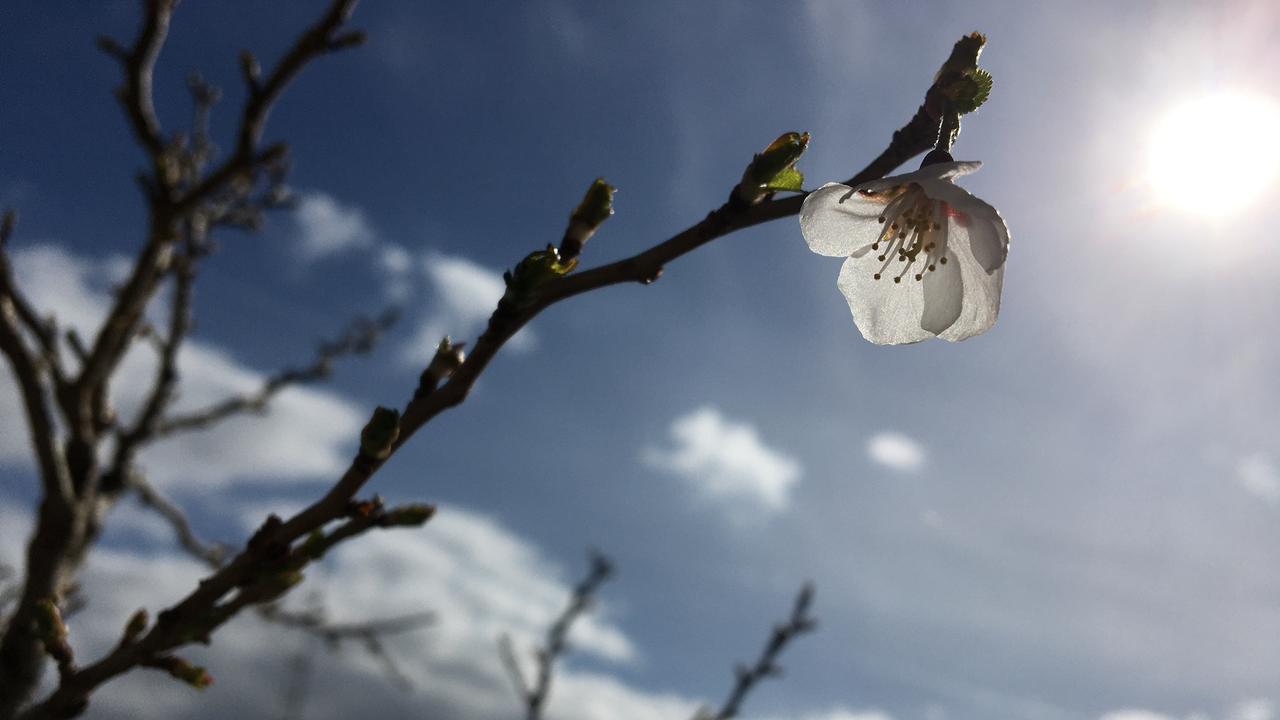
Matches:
[[800, 160, 1010, 345]]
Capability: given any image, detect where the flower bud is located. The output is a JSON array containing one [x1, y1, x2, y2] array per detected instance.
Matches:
[[561, 178, 616, 261], [382, 503, 437, 527], [359, 406, 400, 460]]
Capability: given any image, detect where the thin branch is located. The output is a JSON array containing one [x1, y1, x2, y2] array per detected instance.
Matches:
[[0, 212, 66, 385], [504, 551, 614, 720], [177, 0, 364, 215], [96, 0, 172, 162], [259, 602, 433, 691], [128, 473, 227, 568], [698, 583, 818, 720], [152, 309, 397, 438]]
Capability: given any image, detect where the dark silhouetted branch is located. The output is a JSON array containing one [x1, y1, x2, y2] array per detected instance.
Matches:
[[153, 309, 397, 438], [502, 551, 614, 720], [696, 583, 817, 720]]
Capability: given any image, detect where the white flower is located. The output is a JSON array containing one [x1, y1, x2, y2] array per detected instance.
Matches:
[[800, 160, 1010, 345]]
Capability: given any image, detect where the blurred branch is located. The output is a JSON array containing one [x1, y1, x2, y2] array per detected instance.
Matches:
[[260, 602, 434, 692], [153, 309, 397, 438], [695, 583, 817, 720], [128, 473, 228, 568], [502, 551, 614, 720]]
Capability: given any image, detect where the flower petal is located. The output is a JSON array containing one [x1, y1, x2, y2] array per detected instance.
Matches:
[[854, 161, 983, 193], [923, 180, 1010, 273], [920, 249, 963, 335], [937, 242, 1003, 342], [800, 182, 895, 257], [836, 255, 933, 345]]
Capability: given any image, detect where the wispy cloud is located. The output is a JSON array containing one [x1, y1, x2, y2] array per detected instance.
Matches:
[[866, 431, 926, 473], [292, 191, 376, 260], [400, 251, 535, 365], [1098, 699, 1274, 720], [1236, 453, 1280, 503], [643, 406, 801, 514]]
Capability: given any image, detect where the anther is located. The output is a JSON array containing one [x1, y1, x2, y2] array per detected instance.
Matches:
[[939, 257, 948, 264], [893, 277, 901, 283]]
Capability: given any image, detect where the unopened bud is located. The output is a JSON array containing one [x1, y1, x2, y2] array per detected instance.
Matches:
[[422, 336, 466, 391], [736, 131, 809, 205], [561, 178, 616, 261], [359, 406, 400, 460], [122, 609, 149, 645], [150, 655, 214, 690], [382, 503, 437, 527], [504, 245, 577, 307], [35, 598, 73, 667]]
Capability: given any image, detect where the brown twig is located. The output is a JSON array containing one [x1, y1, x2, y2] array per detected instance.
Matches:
[[128, 473, 227, 568], [501, 551, 613, 720], [696, 583, 818, 720], [152, 309, 397, 438], [260, 602, 433, 691]]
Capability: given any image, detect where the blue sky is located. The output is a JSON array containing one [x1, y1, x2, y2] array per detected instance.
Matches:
[[3, 2, 1280, 720]]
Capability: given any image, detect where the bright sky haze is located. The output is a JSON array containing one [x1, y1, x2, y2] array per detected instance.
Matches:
[[2, 2, 1280, 720]]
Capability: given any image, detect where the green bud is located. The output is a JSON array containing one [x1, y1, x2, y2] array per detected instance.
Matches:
[[753, 132, 810, 185], [933, 33, 992, 116], [738, 132, 810, 203], [382, 503, 437, 527], [562, 178, 617, 261], [360, 406, 400, 460], [944, 67, 993, 115], [570, 178, 615, 230], [934, 32, 986, 82], [504, 245, 577, 306], [153, 656, 214, 690]]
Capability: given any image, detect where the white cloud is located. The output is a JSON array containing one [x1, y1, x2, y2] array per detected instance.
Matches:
[[378, 243, 415, 302], [401, 251, 535, 365], [1236, 453, 1280, 503], [1229, 700, 1275, 720], [643, 406, 801, 513], [0, 244, 365, 489], [0, 495, 701, 720], [1097, 702, 1275, 720], [753, 710, 894, 720], [866, 431, 926, 473], [293, 192, 376, 260]]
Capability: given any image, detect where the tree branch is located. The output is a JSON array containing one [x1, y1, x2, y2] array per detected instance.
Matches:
[[503, 551, 613, 720], [128, 473, 227, 568], [152, 309, 396, 438], [696, 583, 818, 720]]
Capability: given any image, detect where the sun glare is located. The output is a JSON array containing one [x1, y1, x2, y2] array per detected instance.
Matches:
[[1147, 91, 1280, 214]]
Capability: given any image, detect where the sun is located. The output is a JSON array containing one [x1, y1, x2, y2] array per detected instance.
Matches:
[[1146, 90, 1280, 214]]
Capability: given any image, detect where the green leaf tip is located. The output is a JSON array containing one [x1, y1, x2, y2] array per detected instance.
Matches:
[[571, 178, 616, 230], [505, 245, 577, 305], [933, 33, 992, 116]]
